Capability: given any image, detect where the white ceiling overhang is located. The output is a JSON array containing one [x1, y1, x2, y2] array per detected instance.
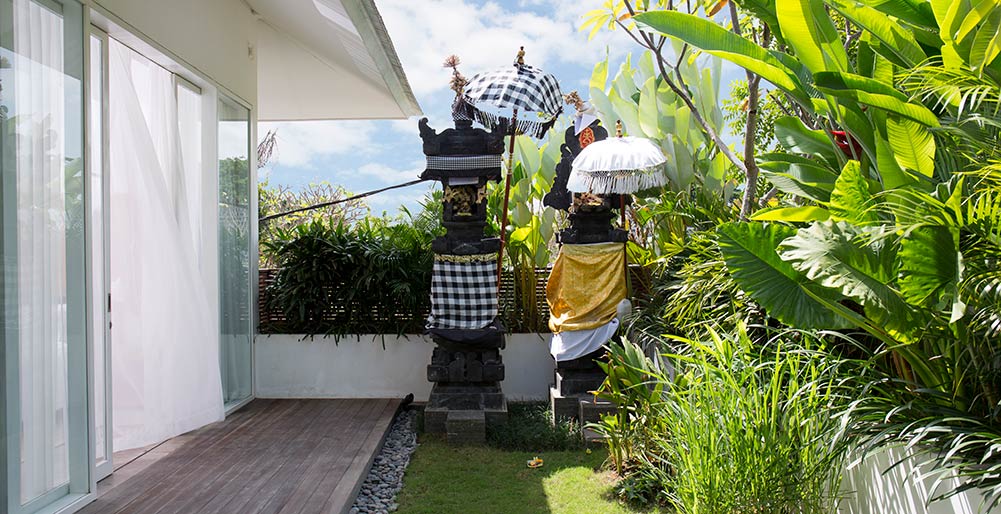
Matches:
[[247, 0, 421, 121]]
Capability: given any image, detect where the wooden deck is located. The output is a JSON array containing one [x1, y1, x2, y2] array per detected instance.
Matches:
[[80, 399, 401, 514]]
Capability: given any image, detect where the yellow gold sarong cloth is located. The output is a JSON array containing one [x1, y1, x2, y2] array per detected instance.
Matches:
[[546, 243, 627, 333]]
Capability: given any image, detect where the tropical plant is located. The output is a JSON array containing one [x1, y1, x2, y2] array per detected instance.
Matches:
[[261, 195, 440, 337], [616, 0, 1001, 503], [258, 180, 369, 267], [592, 327, 864, 512]]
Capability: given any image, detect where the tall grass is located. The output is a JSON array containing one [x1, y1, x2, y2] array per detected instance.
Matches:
[[593, 325, 865, 513]]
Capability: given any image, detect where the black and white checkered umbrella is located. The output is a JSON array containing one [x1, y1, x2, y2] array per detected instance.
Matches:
[[456, 64, 563, 139]]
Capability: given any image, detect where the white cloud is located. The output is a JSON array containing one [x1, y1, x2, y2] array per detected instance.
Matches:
[[379, 0, 638, 98], [356, 160, 425, 184], [258, 120, 379, 168]]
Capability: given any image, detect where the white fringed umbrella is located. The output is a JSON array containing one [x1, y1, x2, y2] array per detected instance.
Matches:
[[567, 122, 667, 195]]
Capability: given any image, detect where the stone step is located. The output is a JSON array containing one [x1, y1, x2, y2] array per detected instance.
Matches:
[[583, 427, 607, 444], [579, 398, 616, 425], [445, 409, 485, 445], [550, 387, 581, 422], [555, 370, 606, 396]]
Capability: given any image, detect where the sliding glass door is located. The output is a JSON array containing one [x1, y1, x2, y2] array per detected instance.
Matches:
[[218, 96, 253, 407], [1, 0, 91, 512]]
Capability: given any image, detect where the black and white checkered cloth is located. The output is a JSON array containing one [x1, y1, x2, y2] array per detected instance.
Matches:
[[426, 155, 502, 171], [427, 257, 498, 330], [458, 65, 563, 138]]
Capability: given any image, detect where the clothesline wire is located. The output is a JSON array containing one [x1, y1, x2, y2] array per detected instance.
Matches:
[[258, 178, 428, 223]]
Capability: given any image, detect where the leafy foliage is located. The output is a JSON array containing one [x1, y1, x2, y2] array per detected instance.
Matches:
[[261, 196, 440, 336], [486, 403, 583, 452], [592, 329, 864, 512], [258, 180, 369, 267], [582, 0, 1001, 508]]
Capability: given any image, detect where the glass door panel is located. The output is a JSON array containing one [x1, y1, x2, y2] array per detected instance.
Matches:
[[1, 0, 89, 511], [218, 96, 252, 407]]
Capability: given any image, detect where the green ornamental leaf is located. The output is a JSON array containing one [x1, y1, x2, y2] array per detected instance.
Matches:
[[898, 226, 966, 321], [874, 132, 918, 189], [638, 76, 663, 139], [718, 222, 852, 329], [634, 11, 811, 104], [829, 160, 880, 224], [827, 0, 927, 68], [751, 206, 831, 222], [608, 87, 642, 137], [590, 55, 609, 92], [814, 71, 940, 126], [886, 116, 936, 178], [778, 221, 914, 329], [773, 116, 841, 169], [759, 152, 839, 202], [514, 135, 541, 175], [777, 0, 850, 73]]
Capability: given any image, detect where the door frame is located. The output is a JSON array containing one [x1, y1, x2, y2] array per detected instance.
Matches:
[[86, 23, 113, 483]]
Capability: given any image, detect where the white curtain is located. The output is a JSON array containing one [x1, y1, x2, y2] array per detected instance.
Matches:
[[11, 0, 71, 503], [108, 38, 223, 451]]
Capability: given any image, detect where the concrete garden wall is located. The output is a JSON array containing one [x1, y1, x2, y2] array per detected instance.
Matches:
[[839, 446, 994, 514], [254, 333, 556, 401]]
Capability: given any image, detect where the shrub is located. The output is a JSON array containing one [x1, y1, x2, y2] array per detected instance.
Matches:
[[262, 212, 436, 336], [486, 403, 584, 452], [592, 327, 865, 512]]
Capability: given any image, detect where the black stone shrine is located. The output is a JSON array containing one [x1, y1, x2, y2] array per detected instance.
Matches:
[[544, 120, 626, 425], [419, 118, 509, 443]]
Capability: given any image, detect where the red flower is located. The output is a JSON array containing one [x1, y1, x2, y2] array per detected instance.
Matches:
[[831, 130, 863, 158]]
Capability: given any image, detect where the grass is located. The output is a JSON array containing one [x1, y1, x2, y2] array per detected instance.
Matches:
[[396, 438, 663, 514]]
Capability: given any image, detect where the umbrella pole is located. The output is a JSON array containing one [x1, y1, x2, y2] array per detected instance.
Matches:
[[621, 194, 632, 298], [497, 108, 518, 291]]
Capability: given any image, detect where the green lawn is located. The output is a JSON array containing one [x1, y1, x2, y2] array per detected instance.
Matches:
[[396, 438, 662, 514]]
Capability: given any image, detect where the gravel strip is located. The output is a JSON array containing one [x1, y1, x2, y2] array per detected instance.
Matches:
[[350, 409, 418, 514]]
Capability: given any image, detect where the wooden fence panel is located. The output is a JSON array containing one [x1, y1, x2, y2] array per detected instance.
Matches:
[[258, 266, 650, 334]]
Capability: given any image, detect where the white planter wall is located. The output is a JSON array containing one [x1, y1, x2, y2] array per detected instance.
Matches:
[[254, 333, 556, 402], [839, 446, 997, 514]]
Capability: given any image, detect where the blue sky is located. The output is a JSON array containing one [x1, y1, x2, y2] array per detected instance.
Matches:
[[258, 0, 743, 215]]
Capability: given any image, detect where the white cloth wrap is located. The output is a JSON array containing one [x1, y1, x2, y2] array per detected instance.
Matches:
[[549, 318, 620, 362]]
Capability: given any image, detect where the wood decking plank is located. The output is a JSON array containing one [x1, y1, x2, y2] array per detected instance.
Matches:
[[196, 400, 366, 514], [145, 400, 332, 514], [197, 399, 364, 514], [242, 399, 384, 514], [80, 399, 302, 514], [319, 399, 401, 514], [80, 399, 399, 514], [109, 400, 306, 514], [275, 399, 391, 514]]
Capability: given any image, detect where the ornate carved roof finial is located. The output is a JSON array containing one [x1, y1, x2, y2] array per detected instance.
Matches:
[[563, 91, 585, 113], [615, 120, 623, 137], [514, 46, 525, 67], [443, 54, 467, 96]]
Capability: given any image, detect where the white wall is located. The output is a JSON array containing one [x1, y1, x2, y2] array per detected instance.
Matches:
[[254, 334, 556, 402], [93, 0, 258, 103], [839, 446, 997, 514]]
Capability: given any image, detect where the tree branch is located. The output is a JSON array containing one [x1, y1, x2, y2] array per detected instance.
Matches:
[[622, 0, 747, 175], [730, 1, 764, 219]]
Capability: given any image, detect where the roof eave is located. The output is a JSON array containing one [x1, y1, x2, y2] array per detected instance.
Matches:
[[340, 0, 422, 118]]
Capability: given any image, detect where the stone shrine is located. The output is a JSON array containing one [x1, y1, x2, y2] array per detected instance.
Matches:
[[543, 118, 628, 426], [418, 117, 508, 444]]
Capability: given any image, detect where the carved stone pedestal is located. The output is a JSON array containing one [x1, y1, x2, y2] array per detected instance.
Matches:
[[549, 349, 614, 424]]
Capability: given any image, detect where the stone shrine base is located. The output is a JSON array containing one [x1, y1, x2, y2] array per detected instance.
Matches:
[[423, 383, 508, 444]]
